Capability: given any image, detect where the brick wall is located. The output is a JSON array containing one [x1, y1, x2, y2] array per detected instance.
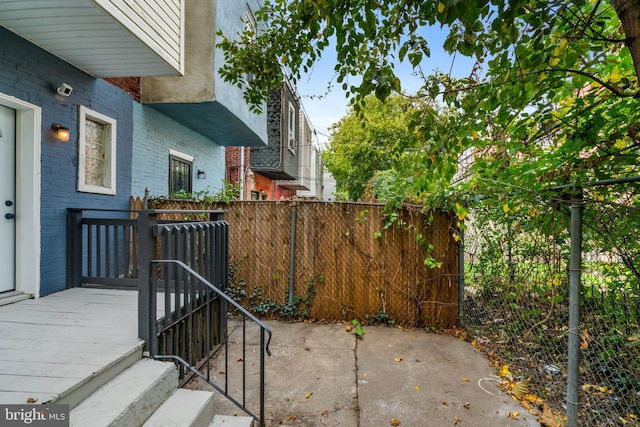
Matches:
[[225, 146, 252, 199], [0, 27, 134, 295], [131, 103, 225, 197], [104, 77, 141, 102]]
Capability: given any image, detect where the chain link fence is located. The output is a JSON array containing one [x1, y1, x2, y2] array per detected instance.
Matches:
[[462, 194, 640, 426]]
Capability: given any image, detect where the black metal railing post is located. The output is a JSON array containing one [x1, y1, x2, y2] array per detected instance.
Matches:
[[137, 209, 158, 352], [66, 208, 84, 288]]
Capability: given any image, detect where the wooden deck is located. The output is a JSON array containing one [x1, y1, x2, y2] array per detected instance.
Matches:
[[0, 288, 143, 405]]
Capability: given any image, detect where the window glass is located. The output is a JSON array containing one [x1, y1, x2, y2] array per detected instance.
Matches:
[[169, 153, 193, 194], [78, 106, 116, 195]]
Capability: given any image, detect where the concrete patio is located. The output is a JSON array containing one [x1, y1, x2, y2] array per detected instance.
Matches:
[[190, 320, 540, 427], [0, 288, 539, 426]]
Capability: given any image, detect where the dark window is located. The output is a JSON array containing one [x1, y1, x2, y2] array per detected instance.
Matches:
[[251, 190, 260, 200], [169, 155, 192, 194]]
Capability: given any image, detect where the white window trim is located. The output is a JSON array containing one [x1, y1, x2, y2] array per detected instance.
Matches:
[[169, 148, 194, 163], [78, 106, 117, 195], [288, 102, 296, 154], [244, 7, 257, 85]]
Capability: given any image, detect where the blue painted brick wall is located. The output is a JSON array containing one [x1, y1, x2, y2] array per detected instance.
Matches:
[[0, 28, 133, 296], [131, 103, 225, 198]]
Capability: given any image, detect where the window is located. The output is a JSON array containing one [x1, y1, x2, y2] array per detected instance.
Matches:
[[169, 149, 193, 194], [245, 7, 257, 84], [288, 102, 296, 153], [78, 106, 116, 195]]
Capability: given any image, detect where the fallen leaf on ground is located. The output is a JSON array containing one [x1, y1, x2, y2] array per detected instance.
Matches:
[[390, 419, 401, 426], [219, 370, 226, 375], [237, 358, 243, 362], [510, 379, 530, 397], [508, 411, 520, 420], [288, 415, 297, 421], [346, 326, 352, 332], [305, 392, 313, 399], [539, 403, 561, 427], [394, 357, 403, 362], [321, 410, 329, 416], [499, 365, 512, 378], [26, 398, 37, 403], [461, 377, 469, 382], [463, 403, 470, 409], [414, 385, 421, 391], [363, 372, 368, 377], [442, 400, 449, 406], [454, 415, 462, 425]]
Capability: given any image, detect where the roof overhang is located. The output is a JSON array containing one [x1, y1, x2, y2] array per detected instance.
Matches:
[[147, 101, 267, 147], [0, 0, 184, 77]]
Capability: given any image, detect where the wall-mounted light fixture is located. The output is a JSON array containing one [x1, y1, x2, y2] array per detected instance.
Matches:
[[52, 123, 70, 142], [56, 83, 73, 97], [197, 169, 206, 180]]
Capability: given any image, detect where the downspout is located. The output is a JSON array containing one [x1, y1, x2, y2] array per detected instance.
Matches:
[[288, 201, 298, 303]]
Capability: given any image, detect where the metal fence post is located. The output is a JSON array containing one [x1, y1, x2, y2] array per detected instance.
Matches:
[[566, 192, 584, 427], [66, 208, 83, 288], [137, 210, 158, 353]]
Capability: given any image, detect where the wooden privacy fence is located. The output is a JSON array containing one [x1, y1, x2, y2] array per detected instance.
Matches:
[[132, 198, 460, 328]]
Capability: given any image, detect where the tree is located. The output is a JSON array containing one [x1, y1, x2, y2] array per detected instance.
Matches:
[[322, 94, 420, 201], [218, 0, 640, 205]]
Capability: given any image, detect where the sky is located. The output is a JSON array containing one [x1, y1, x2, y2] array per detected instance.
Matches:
[[294, 27, 478, 149]]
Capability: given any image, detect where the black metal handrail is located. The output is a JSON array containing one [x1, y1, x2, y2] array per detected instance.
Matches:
[[149, 260, 272, 427]]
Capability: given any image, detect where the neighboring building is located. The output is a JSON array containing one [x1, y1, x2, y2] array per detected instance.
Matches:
[[136, 0, 267, 198], [291, 112, 324, 200], [249, 80, 301, 200], [225, 81, 322, 201], [322, 169, 338, 201]]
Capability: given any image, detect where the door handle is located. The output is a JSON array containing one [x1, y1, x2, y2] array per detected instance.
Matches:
[[5, 213, 15, 219]]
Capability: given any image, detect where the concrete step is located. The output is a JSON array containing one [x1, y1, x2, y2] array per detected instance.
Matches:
[[143, 389, 216, 427], [56, 344, 144, 409], [70, 358, 178, 427], [210, 415, 254, 427]]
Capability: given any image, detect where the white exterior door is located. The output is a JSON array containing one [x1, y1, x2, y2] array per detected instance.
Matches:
[[0, 104, 16, 293]]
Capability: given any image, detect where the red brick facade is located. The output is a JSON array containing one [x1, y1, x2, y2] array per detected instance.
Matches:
[[225, 146, 294, 200], [104, 77, 141, 102]]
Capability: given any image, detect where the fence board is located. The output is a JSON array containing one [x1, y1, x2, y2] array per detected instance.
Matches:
[[137, 198, 459, 328]]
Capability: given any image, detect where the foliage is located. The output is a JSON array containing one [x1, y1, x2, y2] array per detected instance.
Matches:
[[366, 309, 395, 326], [349, 319, 365, 337], [218, 0, 640, 204], [367, 170, 398, 202], [153, 180, 243, 206], [227, 261, 323, 321], [321, 94, 422, 201]]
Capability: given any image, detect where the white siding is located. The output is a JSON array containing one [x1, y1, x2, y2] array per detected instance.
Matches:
[[0, 0, 184, 77], [97, 0, 184, 74]]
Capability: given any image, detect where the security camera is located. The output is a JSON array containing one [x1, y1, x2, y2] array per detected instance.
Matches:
[[57, 83, 73, 97]]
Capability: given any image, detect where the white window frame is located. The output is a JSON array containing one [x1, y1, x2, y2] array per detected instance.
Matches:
[[168, 148, 194, 194], [244, 7, 257, 84], [78, 106, 117, 195], [288, 102, 296, 153]]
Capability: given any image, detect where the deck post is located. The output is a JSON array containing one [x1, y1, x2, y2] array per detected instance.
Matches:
[[66, 208, 84, 288], [137, 210, 158, 353]]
